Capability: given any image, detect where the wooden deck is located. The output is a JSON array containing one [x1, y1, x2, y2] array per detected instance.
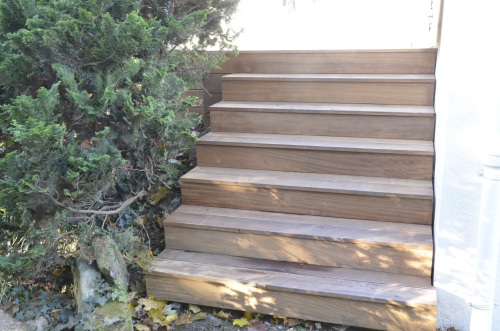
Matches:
[[146, 49, 437, 330]]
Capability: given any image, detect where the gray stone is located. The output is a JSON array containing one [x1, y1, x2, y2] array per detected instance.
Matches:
[[73, 259, 103, 313], [95, 236, 129, 287], [0, 310, 28, 331], [24, 316, 48, 331], [89, 301, 133, 331]]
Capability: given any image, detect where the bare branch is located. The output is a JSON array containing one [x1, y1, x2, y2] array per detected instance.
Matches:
[[45, 190, 147, 215]]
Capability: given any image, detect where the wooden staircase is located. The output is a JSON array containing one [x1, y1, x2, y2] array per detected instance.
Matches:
[[146, 49, 437, 330]]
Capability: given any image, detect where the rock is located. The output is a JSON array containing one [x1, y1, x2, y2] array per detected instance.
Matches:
[[207, 314, 222, 327], [0, 310, 28, 331], [88, 301, 133, 331], [95, 236, 129, 287], [315, 322, 322, 329], [73, 259, 103, 313], [25, 316, 49, 331]]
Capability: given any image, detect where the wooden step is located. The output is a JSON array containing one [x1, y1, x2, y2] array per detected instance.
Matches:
[[210, 101, 435, 140], [213, 49, 437, 75], [180, 167, 433, 224], [222, 74, 435, 106], [145, 249, 437, 330], [164, 205, 433, 276], [197, 132, 434, 179]]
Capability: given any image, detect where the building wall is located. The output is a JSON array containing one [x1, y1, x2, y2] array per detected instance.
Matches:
[[433, 0, 500, 330]]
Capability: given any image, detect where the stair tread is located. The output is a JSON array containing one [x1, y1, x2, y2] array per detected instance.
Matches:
[[198, 132, 434, 155], [181, 167, 433, 199], [223, 73, 435, 83], [150, 248, 436, 308], [166, 205, 433, 249], [210, 101, 435, 116]]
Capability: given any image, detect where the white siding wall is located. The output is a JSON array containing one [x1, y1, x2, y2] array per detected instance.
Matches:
[[434, 0, 500, 329]]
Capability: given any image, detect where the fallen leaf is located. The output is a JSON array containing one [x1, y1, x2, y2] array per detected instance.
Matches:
[[138, 298, 158, 311], [52, 267, 66, 277], [175, 313, 192, 326], [162, 304, 177, 316], [188, 304, 201, 313], [244, 311, 254, 320], [165, 314, 178, 324], [134, 325, 151, 331], [149, 186, 169, 205], [133, 216, 147, 226], [214, 310, 231, 320], [283, 318, 301, 327], [190, 312, 207, 321], [152, 313, 178, 327], [233, 318, 250, 327]]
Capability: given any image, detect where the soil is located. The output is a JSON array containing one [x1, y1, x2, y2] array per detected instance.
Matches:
[[169, 310, 376, 331]]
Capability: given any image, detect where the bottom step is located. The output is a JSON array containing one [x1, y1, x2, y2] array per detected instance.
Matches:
[[146, 249, 436, 330]]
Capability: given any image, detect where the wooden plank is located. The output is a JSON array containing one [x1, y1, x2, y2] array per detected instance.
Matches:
[[167, 205, 433, 247], [158, 248, 433, 289], [181, 183, 433, 225], [203, 91, 221, 113], [164, 227, 432, 276], [222, 79, 435, 106], [203, 73, 224, 94], [148, 258, 436, 307], [171, 205, 433, 236], [224, 73, 436, 83], [146, 274, 436, 330], [211, 111, 435, 140], [197, 145, 433, 179], [210, 101, 435, 116], [181, 167, 433, 199], [198, 132, 434, 154], [213, 49, 437, 74]]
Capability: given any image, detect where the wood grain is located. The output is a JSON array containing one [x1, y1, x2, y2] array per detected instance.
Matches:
[[158, 248, 434, 288], [210, 101, 435, 116], [145, 248, 437, 330], [197, 145, 433, 179], [146, 274, 436, 330], [181, 182, 433, 225], [213, 49, 437, 74], [181, 167, 433, 199], [164, 226, 432, 276], [211, 111, 435, 140], [203, 73, 224, 94], [198, 132, 434, 153], [169, 205, 433, 238], [222, 79, 435, 106]]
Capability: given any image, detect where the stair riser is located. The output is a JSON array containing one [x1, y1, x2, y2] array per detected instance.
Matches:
[[197, 145, 433, 180], [222, 81, 435, 106], [214, 50, 437, 75], [211, 111, 435, 140], [180, 182, 433, 224], [145, 274, 436, 331], [164, 227, 432, 276]]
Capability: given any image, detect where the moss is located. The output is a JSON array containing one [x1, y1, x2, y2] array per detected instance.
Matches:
[[95, 236, 129, 287], [89, 301, 133, 331]]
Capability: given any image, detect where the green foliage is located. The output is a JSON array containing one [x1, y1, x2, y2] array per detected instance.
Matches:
[[0, 0, 239, 283]]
